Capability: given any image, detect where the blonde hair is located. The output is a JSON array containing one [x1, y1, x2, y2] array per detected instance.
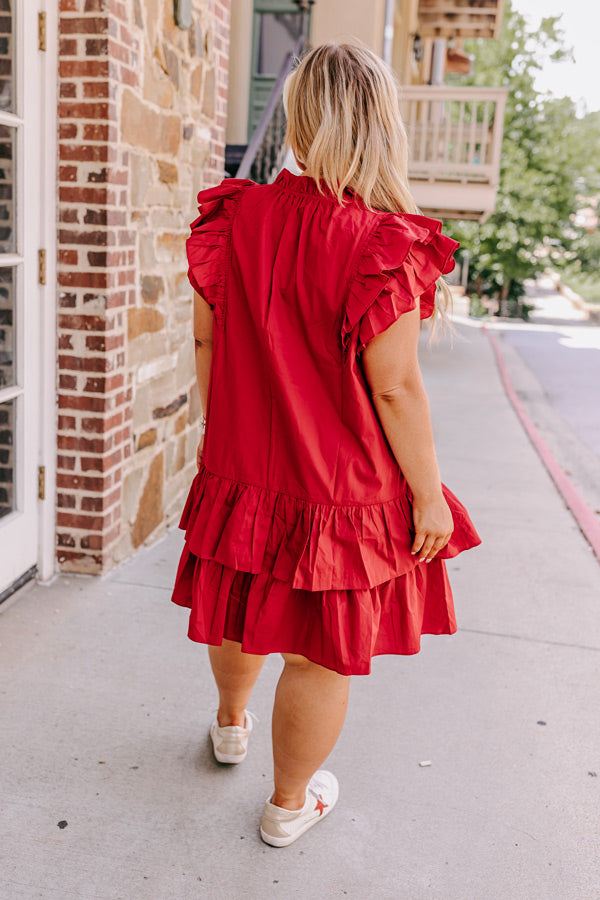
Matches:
[[283, 42, 453, 330]]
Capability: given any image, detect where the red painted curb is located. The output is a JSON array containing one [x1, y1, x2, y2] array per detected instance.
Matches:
[[483, 324, 600, 563]]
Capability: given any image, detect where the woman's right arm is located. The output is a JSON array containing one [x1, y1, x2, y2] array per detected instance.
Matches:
[[361, 305, 454, 563]]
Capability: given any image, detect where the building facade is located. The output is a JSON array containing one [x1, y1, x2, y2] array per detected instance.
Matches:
[[1, 0, 229, 599], [227, 0, 506, 221]]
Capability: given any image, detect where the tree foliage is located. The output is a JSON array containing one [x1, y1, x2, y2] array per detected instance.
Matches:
[[444, 0, 599, 316]]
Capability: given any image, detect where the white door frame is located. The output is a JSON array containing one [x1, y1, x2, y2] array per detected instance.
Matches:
[[0, 2, 56, 594], [37, 0, 58, 583]]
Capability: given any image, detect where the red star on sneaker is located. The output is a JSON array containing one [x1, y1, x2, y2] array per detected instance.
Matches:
[[314, 794, 328, 816]]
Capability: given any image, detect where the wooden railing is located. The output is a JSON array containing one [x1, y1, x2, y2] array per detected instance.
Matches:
[[400, 86, 507, 186], [417, 0, 505, 40]]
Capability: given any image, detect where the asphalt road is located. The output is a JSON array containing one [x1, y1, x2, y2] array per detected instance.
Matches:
[[496, 281, 600, 458], [487, 279, 600, 516]]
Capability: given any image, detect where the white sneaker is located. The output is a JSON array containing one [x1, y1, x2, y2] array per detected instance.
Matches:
[[260, 770, 339, 847], [209, 711, 254, 764]]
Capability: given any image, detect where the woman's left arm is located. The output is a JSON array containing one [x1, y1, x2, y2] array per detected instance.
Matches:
[[193, 290, 214, 465]]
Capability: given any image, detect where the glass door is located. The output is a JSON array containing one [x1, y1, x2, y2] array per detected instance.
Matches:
[[0, 1, 42, 599]]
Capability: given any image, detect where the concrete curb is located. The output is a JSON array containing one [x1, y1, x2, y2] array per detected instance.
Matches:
[[483, 323, 600, 563]]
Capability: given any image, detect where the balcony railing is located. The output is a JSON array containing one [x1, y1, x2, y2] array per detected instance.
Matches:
[[417, 0, 505, 40], [400, 85, 507, 220]]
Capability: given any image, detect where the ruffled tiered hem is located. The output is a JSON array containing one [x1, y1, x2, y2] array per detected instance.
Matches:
[[178, 462, 480, 592], [171, 554, 456, 676], [171, 463, 480, 674]]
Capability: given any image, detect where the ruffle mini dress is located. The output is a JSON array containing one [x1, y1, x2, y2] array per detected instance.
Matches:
[[171, 168, 481, 676]]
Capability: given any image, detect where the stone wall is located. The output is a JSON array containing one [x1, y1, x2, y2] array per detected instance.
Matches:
[[57, 0, 230, 573]]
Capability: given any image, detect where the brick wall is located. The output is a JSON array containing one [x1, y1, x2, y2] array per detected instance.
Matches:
[[57, 0, 230, 573]]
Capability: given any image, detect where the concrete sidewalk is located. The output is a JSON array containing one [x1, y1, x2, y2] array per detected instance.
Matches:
[[2, 321, 599, 900]]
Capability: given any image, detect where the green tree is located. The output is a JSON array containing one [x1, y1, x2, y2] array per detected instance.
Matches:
[[444, 0, 598, 317]]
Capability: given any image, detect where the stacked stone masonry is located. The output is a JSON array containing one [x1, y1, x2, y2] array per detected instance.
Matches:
[[57, 0, 229, 573]]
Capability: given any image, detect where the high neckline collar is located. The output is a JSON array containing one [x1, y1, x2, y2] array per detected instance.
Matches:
[[274, 167, 354, 201]]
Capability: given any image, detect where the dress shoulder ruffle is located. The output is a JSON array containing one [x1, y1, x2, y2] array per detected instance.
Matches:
[[186, 178, 255, 318], [342, 213, 460, 355], [179, 462, 481, 592]]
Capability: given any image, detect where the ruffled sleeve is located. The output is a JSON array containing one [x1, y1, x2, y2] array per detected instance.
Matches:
[[186, 178, 254, 315], [342, 213, 459, 356]]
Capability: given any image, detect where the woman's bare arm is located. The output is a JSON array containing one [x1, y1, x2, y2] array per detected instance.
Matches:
[[193, 290, 214, 464], [361, 306, 453, 562]]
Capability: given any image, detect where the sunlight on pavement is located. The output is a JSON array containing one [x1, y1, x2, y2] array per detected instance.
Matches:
[[556, 330, 600, 351]]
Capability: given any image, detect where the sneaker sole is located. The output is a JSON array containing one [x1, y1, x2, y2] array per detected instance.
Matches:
[[260, 784, 339, 847], [212, 747, 248, 764]]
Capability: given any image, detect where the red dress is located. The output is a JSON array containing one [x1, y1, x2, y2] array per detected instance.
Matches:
[[171, 168, 481, 675]]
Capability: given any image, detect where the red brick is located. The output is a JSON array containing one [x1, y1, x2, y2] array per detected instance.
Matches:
[[58, 314, 108, 331], [58, 250, 78, 266], [59, 208, 79, 224], [59, 38, 78, 55], [58, 434, 113, 453], [88, 168, 109, 184], [58, 228, 108, 246], [59, 165, 78, 182], [121, 66, 137, 87], [56, 550, 103, 569], [80, 448, 122, 472], [83, 81, 109, 98], [60, 82, 77, 98], [60, 16, 108, 35], [60, 59, 110, 78], [59, 354, 110, 373], [59, 100, 112, 120], [57, 491, 78, 509], [59, 122, 78, 141], [57, 454, 77, 470], [81, 485, 119, 511], [85, 38, 109, 55], [104, 412, 124, 431], [108, 39, 129, 64], [57, 473, 111, 492], [60, 144, 111, 162], [57, 512, 106, 531], [108, 168, 127, 185], [85, 333, 123, 352], [58, 271, 111, 289], [87, 250, 108, 266], [59, 374, 78, 391], [58, 394, 108, 412], [58, 415, 77, 431], [58, 186, 108, 204]]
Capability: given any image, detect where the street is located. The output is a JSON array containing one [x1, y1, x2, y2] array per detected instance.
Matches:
[[484, 278, 600, 519]]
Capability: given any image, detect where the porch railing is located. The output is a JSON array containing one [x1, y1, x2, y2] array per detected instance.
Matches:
[[417, 0, 505, 40], [400, 86, 507, 186]]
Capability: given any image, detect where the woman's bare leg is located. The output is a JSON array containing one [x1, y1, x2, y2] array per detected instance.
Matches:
[[208, 639, 266, 727], [271, 653, 350, 810]]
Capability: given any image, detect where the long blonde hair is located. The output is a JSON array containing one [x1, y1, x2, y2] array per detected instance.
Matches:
[[283, 42, 452, 328]]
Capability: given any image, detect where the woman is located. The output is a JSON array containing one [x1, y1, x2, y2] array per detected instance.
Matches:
[[171, 42, 481, 847]]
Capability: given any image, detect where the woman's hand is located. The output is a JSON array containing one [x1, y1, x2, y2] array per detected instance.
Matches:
[[411, 492, 454, 563]]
